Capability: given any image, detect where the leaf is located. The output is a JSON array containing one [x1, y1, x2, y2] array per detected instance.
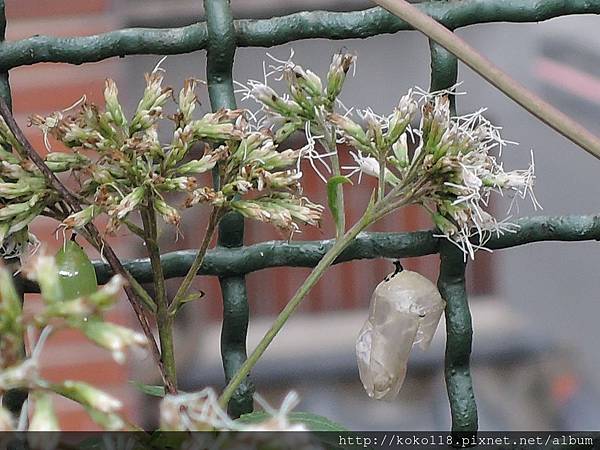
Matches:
[[327, 175, 352, 232], [236, 411, 347, 432], [55, 239, 98, 301], [130, 380, 166, 397]]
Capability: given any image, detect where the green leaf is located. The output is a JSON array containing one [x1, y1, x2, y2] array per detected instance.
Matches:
[[236, 411, 347, 432], [130, 380, 166, 397], [55, 239, 98, 301], [327, 175, 352, 232]]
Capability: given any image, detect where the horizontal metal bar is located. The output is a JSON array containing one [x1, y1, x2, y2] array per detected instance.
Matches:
[[1, 0, 599, 69], [18, 215, 600, 293]]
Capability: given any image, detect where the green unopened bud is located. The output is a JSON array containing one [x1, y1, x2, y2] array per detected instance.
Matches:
[[62, 205, 99, 230], [274, 119, 303, 143], [86, 408, 126, 431], [130, 72, 173, 133], [0, 177, 46, 199], [45, 151, 91, 173], [251, 84, 303, 117], [177, 79, 198, 125], [285, 65, 323, 99], [154, 197, 181, 225], [159, 176, 197, 192], [55, 380, 122, 414], [387, 96, 417, 146], [80, 319, 147, 364], [29, 392, 60, 432], [86, 275, 124, 310], [190, 119, 243, 141], [328, 114, 370, 151], [0, 359, 37, 390], [104, 79, 127, 129], [0, 161, 29, 179], [113, 186, 145, 220], [176, 151, 223, 175], [432, 213, 458, 236], [391, 134, 409, 168], [326, 52, 355, 103], [22, 253, 63, 303]]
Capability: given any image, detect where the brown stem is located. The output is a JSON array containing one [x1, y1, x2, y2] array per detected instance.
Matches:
[[141, 200, 177, 394], [0, 96, 174, 391], [169, 206, 222, 314]]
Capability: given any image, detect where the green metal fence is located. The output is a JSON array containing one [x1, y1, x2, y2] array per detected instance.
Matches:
[[4, 0, 600, 433]]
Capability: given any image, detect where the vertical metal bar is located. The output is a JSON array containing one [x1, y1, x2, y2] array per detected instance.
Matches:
[[438, 241, 478, 437], [203, 0, 254, 418], [0, 0, 10, 109], [0, 0, 27, 418], [430, 38, 478, 437]]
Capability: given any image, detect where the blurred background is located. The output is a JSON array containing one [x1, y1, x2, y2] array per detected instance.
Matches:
[[7, 0, 600, 430]]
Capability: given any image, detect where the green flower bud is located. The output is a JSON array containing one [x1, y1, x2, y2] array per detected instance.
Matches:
[[326, 52, 355, 103], [113, 186, 145, 220], [55, 380, 122, 414], [62, 205, 99, 230], [29, 392, 60, 432], [103, 79, 127, 129], [80, 319, 147, 364], [154, 197, 181, 225]]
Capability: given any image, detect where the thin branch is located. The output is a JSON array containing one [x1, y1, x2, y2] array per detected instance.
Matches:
[[371, 0, 600, 161]]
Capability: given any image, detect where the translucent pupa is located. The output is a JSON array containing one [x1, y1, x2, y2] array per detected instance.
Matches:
[[356, 269, 445, 400]]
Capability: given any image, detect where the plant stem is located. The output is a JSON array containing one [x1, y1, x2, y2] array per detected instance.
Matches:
[[141, 199, 177, 394], [371, 0, 600, 161], [218, 210, 373, 407], [170, 206, 222, 313], [320, 124, 345, 238]]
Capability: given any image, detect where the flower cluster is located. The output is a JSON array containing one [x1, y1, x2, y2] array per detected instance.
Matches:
[[0, 70, 324, 258], [0, 250, 146, 431], [333, 91, 538, 259]]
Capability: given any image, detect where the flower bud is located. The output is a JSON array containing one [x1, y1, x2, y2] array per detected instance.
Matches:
[[328, 114, 370, 151], [391, 134, 409, 168], [104, 79, 127, 129], [154, 197, 181, 225], [251, 84, 303, 117], [22, 253, 63, 304], [113, 186, 145, 220], [62, 205, 99, 230], [29, 392, 60, 432], [56, 380, 122, 414], [0, 359, 37, 390], [356, 270, 445, 400], [80, 319, 147, 364], [326, 53, 355, 103], [45, 151, 90, 172]]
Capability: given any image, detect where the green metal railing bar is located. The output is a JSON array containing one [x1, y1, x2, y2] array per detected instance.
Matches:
[[0, 0, 599, 69], [0, 0, 10, 107], [429, 28, 477, 434], [204, 0, 254, 417], [438, 241, 477, 434], [17, 214, 600, 292]]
